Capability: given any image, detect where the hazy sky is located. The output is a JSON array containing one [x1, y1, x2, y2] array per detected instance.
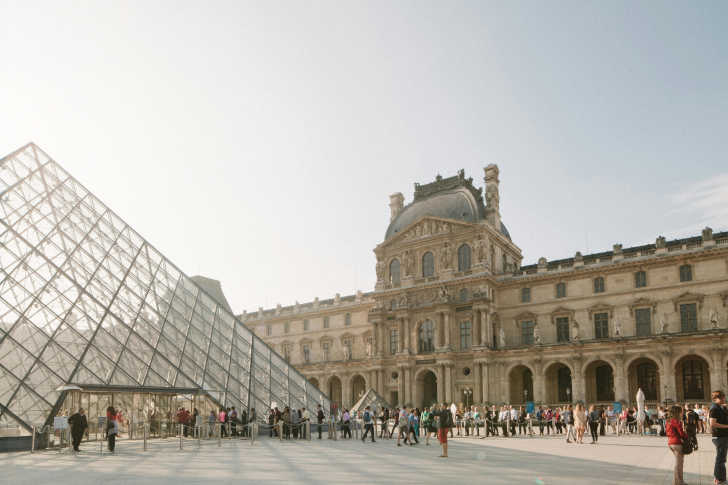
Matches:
[[2, 1, 727, 313]]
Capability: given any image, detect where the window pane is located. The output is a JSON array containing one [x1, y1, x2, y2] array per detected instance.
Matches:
[[459, 321, 471, 350], [680, 303, 697, 332], [521, 288, 530, 303], [556, 317, 569, 342], [389, 259, 400, 285], [418, 321, 434, 353], [422, 252, 434, 277], [594, 313, 609, 339], [635, 308, 651, 336], [458, 244, 471, 272], [521, 321, 534, 345]]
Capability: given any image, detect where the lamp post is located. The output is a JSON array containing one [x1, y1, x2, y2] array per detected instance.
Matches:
[[464, 389, 472, 408]]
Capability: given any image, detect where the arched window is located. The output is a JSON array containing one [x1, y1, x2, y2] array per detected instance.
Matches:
[[458, 244, 471, 272], [389, 259, 400, 285], [418, 320, 435, 353], [682, 358, 705, 400], [422, 252, 434, 277]]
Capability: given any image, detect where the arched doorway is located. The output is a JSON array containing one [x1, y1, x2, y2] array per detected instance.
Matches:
[[676, 355, 710, 402], [415, 370, 438, 408], [351, 374, 366, 404], [328, 376, 342, 409], [584, 360, 614, 403], [628, 358, 660, 403], [308, 377, 320, 391], [509, 365, 533, 404], [544, 363, 572, 404]]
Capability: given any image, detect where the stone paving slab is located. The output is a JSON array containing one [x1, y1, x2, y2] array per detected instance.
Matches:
[[0, 434, 718, 485]]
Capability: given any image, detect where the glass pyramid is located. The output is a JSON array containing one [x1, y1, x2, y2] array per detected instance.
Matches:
[[0, 143, 329, 433]]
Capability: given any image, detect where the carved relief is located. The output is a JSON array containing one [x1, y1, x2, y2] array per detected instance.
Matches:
[[440, 242, 452, 269]]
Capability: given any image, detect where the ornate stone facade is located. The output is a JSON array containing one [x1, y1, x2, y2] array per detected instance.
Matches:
[[240, 167, 728, 410]]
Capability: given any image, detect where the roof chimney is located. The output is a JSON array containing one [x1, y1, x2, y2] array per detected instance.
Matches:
[[389, 193, 404, 221]]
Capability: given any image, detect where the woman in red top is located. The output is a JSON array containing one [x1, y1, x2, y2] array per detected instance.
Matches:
[[666, 405, 688, 485]]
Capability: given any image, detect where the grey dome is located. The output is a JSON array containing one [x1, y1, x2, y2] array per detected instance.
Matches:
[[385, 187, 483, 240]]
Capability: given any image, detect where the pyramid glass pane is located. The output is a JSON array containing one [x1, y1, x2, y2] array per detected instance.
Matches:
[[0, 143, 330, 433]]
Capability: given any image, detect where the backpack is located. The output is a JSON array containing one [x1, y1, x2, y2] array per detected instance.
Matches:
[[363, 411, 370, 423]]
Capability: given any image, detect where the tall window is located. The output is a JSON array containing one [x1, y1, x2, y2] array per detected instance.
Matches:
[[635, 271, 647, 288], [303, 344, 311, 363], [266, 325, 272, 336], [323, 316, 329, 329], [458, 244, 472, 272], [594, 312, 609, 339], [390, 259, 401, 285], [682, 358, 705, 400], [521, 287, 531, 303], [556, 317, 570, 342], [635, 308, 651, 336], [557, 367, 572, 402], [556, 282, 566, 298], [303, 319, 309, 331], [502, 254, 508, 272], [389, 328, 399, 355], [418, 320, 435, 353], [345, 313, 351, 326], [284, 322, 290, 333], [459, 321, 472, 350], [680, 303, 697, 332], [322, 342, 330, 361], [636, 363, 657, 400], [521, 321, 535, 345], [679, 264, 692, 282], [593, 277, 605, 293], [283, 345, 291, 362], [596, 365, 615, 401], [422, 252, 434, 277]]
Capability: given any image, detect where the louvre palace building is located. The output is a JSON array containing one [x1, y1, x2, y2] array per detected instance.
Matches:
[[240, 166, 728, 411]]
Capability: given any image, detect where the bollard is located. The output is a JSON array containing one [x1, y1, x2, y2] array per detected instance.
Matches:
[[198, 425, 201, 448], [179, 424, 183, 450], [143, 422, 148, 451], [129, 416, 133, 441], [31, 426, 35, 453], [307, 421, 311, 441]]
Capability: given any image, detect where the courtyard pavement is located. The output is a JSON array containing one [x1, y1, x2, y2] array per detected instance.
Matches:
[[0, 432, 718, 484]]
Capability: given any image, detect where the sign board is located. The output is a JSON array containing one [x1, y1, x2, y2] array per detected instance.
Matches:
[[196, 415, 203, 427], [98, 416, 106, 428], [613, 402, 622, 414], [526, 401, 535, 414], [53, 416, 68, 430]]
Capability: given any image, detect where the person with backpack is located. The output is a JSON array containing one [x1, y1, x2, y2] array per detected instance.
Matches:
[[361, 406, 375, 442], [666, 405, 689, 485], [432, 402, 452, 458]]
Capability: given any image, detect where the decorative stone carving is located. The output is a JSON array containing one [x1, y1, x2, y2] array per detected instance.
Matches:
[[275, 303, 282, 315], [533, 324, 542, 345], [660, 314, 669, 334], [614, 319, 622, 337], [294, 301, 300, 313], [375, 257, 385, 281], [438, 285, 449, 303], [475, 235, 486, 263], [343, 345, 351, 361], [499, 327, 506, 348], [356, 290, 363, 302], [656, 236, 666, 248], [334, 293, 341, 305], [711, 309, 720, 329], [572, 320, 580, 340], [366, 340, 372, 357], [440, 242, 452, 269], [404, 250, 415, 276]]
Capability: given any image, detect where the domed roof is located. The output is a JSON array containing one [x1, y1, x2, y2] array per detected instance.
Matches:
[[384, 170, 512, 241]]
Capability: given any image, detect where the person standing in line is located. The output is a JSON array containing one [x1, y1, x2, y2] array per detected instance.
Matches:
[[432, 403, 452, 458], [342, 409, 352, 439], [379, 407, 390, 439], [397, 408, 409, 446], [407, 408, 419, 445], [107, 408, 119, 453], [361, 406, 376, 442], [68, 408, 88, 453], [710, 390, 728, 485], [229, 407, 238, 437], [666, 405, 688, 485], [574, 403, 587, 444], [588, 405, 600, 444], [510, 406, 518, 436], [300, 407, 308, 439], [423, 407, 436, 445], [606, 405, 616, 435], [219, 407, 228, 437], [316, 404, 325, 439], [564, 404, 576, 443]]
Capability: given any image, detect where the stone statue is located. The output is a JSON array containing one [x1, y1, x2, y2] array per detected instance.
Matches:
[[343, 346, 351, 361], [499, 327, 506, 348], [660, 314, 668, 334], [475, 236, 486, 263], [440, 242, 452, 269], [366, 340, 372, 357], [711, 309, 720, 329], [404, 250, 415, 276], [533, 324, 542, 345], [375, 257, 385, 281], [572, 320, 580, 340], [614, 318, 622, 338]]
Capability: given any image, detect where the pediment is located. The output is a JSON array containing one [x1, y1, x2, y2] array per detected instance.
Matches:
[[550, 306, 575, 324], [378, 216, 476, 249], [587, 302, 614, 318], [672, 291, 705, 311], [628, 297, 657, 315]]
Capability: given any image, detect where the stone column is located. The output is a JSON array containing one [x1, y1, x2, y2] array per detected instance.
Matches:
[[473, 360, 482, 405], [660, 350, 675, 402], [445, 365, 453, 403], [434, 312, 442, 348], [342, 375, 352, 408], [404, 316, 411, 354], [533, 361, 544, 403], [571, 361, 585, 403], [436, 366, 444, 403], [398, 318, 405, 353], [404, 367, 413, 405], [614, 355, 627, 403], [398, 368, 405, 407], [444, 312, 451, 349], [481, 362, 489, 404], [480, 310, 487, 346]]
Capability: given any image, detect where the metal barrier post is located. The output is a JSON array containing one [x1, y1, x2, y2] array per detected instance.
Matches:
[[143, 422, 148, 451], [217, 423, 222, 447], [198, 424, 201, 448], [129, 416, 133, 441], [179, 424, 183, 450], [278, 421, 283, 442], [307, 421, 311, 441], [31, 426, 36, 453]]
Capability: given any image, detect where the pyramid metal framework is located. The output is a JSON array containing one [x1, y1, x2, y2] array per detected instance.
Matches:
[[350, 388, 391, 415], [0, 143, 330, 432]]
